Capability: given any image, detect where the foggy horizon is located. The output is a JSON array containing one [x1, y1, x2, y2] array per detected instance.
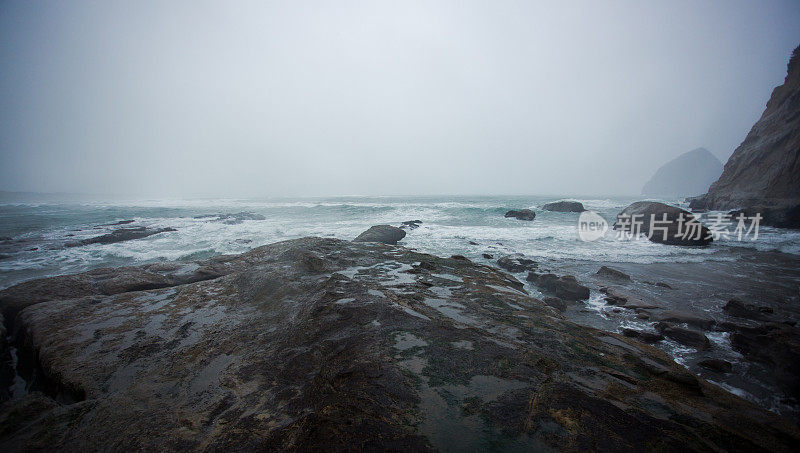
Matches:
[[2, 1, 799, 198]]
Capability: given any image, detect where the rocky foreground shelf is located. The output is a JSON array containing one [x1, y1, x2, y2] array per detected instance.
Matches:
[[0, 237, 798, 451]]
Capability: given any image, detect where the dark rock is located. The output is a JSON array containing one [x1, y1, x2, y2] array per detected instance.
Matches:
[[641, 148, 723, 198], [658, 326, 711, 350], [482, 253, 493, 259], [655, 282, 672, 289], [496, 254, 537, 273], [601, 287, 659, 310], [450, 255, 470, 261], [400, 220, 422, 230], [728, 322, 800, 403], [542, 297, 566, 312], [723, 299, 774, 321], [596, 266, 631, 281], [528, 272, 590, 301], [698, 359, 733, 373], [353, 225, 406, 244], [614, 201, 712, 246], [66, 227, 177, 247], [604, 295, 625, 306], [621, 328, 664, 344], [193, 212, 266, 224], [541, 201, 585, 212], [652, 310, 715, 330], [504, 209, 535, 221], [98, 219, 135, 226], [0, 238, 797, 450], [691, 46, 800, 228]]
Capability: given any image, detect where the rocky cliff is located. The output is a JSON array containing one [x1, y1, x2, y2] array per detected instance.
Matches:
[[692, 45, 800, 227], [0, 238, 797, 451], [642, 148, 723, 198]]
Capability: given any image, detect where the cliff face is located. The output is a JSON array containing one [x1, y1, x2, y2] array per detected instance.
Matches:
[[694, 45, 800, 227], [642, 148, 722, 198]]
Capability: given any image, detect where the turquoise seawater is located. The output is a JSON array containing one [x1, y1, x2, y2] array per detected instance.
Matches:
[[2, 195, 799, 290]]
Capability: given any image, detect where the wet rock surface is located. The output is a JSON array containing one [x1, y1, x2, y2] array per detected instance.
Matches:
[[528, 272, 591, 302], [541, 200, 586, 212], [555, 255, 800, 420], [615, 201, 712, 246], [596, 266, 631, 281], [496, 254, 537, 273], [400, 220, 422, 230], [66, 227, 177, 247], [354, 225, 407, 244], [657, 325, 711, 351], [503, 209, 535, 221], [0, 237, 797, 451]]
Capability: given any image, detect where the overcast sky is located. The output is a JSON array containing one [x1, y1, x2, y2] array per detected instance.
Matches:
[[1, 1, 799, 197]]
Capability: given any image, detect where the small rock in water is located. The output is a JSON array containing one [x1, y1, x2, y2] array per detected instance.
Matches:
[[614, 201, 712, 246], [542, 297, 567, 312], [482, 253, 493, 259], [622, 328, 664, 344], [400, 220, 422, 230], [723, 299, 774, 321], [596, 266, 631, 281], [353, 225, 406, 244], [652, 310, 715, 330], [541, 200, 586, 212], [497, 254, 537, 273], [528, 272, 590, 301], [504, 209, 535, 221], [698, 359, 733, 373], [66, 227, 177, 247], [658, 325, 711, 350]]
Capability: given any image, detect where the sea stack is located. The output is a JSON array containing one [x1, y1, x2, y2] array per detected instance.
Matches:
[[641, 148, 723, 198]]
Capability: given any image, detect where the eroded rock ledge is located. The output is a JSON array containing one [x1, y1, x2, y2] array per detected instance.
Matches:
[[0, 237, 797, 451]]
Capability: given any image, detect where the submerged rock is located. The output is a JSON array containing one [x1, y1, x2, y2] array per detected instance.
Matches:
[[527, 272, 590, 301], [652, 310, 716, 330], [66, 227, 177, 247], [614, 201, 712, 246], [504, 209, 535, 221], [193, 212, 266, 224], [621, 328, 664, 344], [596, 266, 631, 281], [0, 238, 797, 451], [723, 299, 774, 322], [354, 225, 406, 244], [657, 325, 711, 351], [541, 201, 586, 212], [400, 220, 422, 230], [698, 359, 733, 373], [727, 322, 800, 404], [496, 254, 537, 273]]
